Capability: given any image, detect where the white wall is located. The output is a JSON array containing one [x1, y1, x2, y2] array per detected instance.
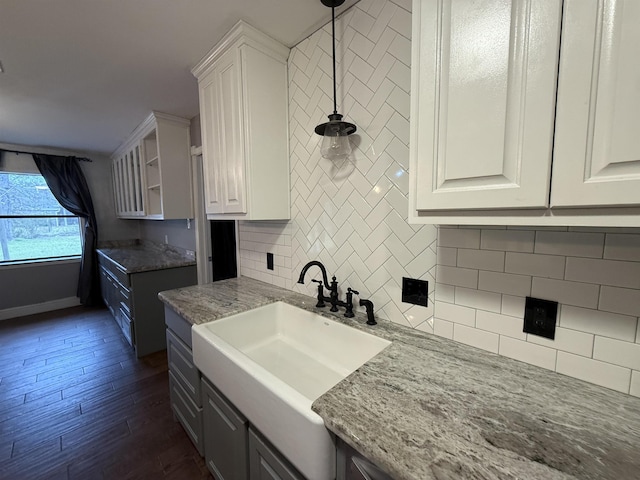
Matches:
[[237, 0, 437, 330], [139, 219, 196, 251]]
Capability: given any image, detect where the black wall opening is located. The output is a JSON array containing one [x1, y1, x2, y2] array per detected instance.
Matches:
[[210, 220, 237, 282]]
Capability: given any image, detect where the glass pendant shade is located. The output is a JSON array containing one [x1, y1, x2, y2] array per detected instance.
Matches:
[[319, 115, 352, 160]]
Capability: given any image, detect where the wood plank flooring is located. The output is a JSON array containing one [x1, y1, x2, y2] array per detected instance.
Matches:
[[0, 306, 210, 480]]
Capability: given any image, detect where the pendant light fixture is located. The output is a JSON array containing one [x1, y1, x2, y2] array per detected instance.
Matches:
[[315, 0, 357, 160]]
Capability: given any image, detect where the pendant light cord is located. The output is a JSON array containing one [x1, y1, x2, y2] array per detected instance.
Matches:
[[332, 5, 337, 115]]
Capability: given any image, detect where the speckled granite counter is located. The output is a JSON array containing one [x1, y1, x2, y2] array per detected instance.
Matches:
[[97, 240, 195, 274], [159, 277, 640, 480]]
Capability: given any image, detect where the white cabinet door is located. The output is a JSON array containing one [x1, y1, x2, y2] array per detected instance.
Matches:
[[216, 49, 246, 214], [200, 49, 246, 215], [200, 75, 224, 215], [551, 0, 640, 207], [411, 0, 562, 210]]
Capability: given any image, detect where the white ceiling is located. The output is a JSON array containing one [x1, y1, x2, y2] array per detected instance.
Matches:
[[0, 0, 356, 156]]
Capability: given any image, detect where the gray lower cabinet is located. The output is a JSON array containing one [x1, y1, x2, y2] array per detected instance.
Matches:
[[248, 428, 304, 480], [336, 439, 392, 480], [202, 377, 248, 479], [98, 254, 196, 357], [165, 307, 204, 455]]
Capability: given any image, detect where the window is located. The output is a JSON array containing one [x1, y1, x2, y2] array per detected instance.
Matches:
[[0, 172, 82, 263]]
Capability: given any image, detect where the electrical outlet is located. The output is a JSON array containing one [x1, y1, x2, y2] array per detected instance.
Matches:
[[267, 253, 274, 271], [523, 296, 558, 339], [402, 277, 428, 307]]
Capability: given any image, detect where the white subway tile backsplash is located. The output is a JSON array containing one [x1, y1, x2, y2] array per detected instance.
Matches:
[[565, 257, 640, 289], [388, 3, 412, 39], [603, 234, 640, 262], [631, 371, 640, 398], [501, 295, 526, 318], [593, 337, 640, 370], [455, 288, 502, 314], [438, 227, 480, 249], [457, 248, 504, 272], [435, 302, 476, 327], [531, 278, 599, 309], [476, 310, 526, 340], [436, 219, 640, 394], [436, 247, 457, 267], [387, 59, 411, 93], [559, 306, 637, 342], [478, 271, 531, 297], [505, 252, 565, 279], [433, 318, 454, 339], [599, 286, 640, 318], [435, 284, 455, 303], [534, 231, 604, 258], [499, 337, 557, 371], [436, 265, 478, 289], [556, 352, 631, 394], [480, 229, 535, 253], [527, 328, 594, 358], [453, 324, 499, 353]]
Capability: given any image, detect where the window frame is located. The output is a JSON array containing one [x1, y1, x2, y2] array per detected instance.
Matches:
[[0, 161, 84, 265]]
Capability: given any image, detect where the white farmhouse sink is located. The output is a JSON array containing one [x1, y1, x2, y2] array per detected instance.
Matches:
[[192, 301, 391, 480]]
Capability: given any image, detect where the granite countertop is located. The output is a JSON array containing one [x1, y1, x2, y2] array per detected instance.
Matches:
[[159, 277, 640, 480], [97, 240, 195, 274]]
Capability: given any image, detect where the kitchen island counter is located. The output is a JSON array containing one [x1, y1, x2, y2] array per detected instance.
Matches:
[[159, 277, 640, 480]]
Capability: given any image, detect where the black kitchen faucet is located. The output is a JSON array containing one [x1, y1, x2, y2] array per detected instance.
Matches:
[[297, 260, 376, 324]]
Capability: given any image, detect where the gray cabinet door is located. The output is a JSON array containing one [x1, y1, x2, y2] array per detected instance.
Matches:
[[202, 378, 248, 480], [248, 428, 304, 480]]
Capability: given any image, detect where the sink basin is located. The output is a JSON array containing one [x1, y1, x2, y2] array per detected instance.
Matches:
[[192, 301, 391, 480]]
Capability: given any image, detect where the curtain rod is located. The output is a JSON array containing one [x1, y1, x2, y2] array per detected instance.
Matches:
[[0, 147, 92, 162]]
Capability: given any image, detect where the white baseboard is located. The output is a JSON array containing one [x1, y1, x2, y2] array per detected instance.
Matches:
[[0, 297, 81, 321]]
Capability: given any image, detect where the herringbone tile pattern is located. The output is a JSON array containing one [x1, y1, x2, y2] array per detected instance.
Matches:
[[239, 0, 437, 331]]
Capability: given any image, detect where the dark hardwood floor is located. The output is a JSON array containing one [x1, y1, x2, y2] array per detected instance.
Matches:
[[0, 306, 210, 480]]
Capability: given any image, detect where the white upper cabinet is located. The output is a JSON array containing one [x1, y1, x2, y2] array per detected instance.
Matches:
[[192, 21, 290, 220], [552, 0, 640, 208], [410, 0, 640, 226], [111, 112, 192, 220], [411, 0, 561, 211]]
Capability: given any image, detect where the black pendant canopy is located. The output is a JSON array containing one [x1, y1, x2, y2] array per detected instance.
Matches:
[[315, 0, 357, 139]]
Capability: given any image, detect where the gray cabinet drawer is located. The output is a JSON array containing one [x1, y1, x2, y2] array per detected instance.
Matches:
[[249, 427, 304, 480], [169, 371, 204, 456], [166, 328, 201, 407], [118, 306, 133, 346], [164, 306, 193, 348], [202, 378, 248, 480]]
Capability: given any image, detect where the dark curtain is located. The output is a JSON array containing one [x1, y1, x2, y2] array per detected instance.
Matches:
[[32, 154, 100, 305]]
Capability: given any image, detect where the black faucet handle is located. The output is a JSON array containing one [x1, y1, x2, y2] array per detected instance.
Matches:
[[311, 279, 325, 308], [343, 288, 359, 318]]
